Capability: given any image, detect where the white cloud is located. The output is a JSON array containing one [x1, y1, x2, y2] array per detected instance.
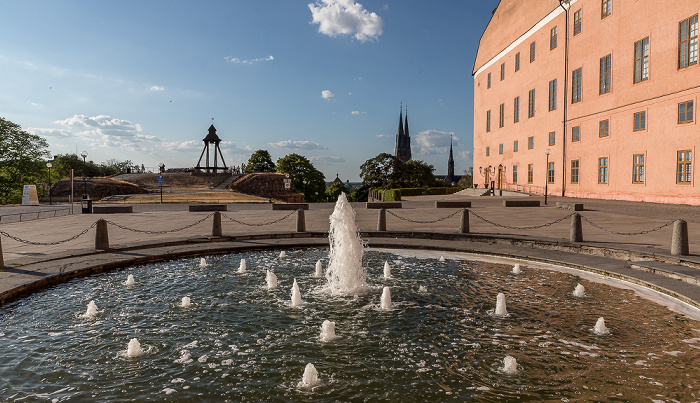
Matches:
[[308, 0, 384, 42], [270, 140, 326, 150], [225, 55, 274, 64], [351, 110, 366, 115], [375, 133, 392, 138], [321, 90, 335, 99], [310, 155, 345, 163], [149, 85, 165, 92], [459, 150, 472, 161], [413, 130, 458, 155], [28, 127, 71, 138]]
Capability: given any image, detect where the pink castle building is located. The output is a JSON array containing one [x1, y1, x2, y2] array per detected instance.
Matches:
[[473, 0, 699, 205]]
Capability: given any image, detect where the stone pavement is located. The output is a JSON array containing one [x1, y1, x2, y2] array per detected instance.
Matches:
[[0, 194, 699, 309]]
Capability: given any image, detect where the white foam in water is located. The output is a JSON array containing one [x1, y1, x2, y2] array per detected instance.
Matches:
[[291, 278, 303, 307], [573, 283, 586, 297], [314, 260, 323, 277], [502, 355, 518, 374], [418, 285, 427, 293], [512, 264, 521, 274], [320, 320, 337, 342], [125, 274, 135, 286], [180, 297, 191, 308], [266, 270, 278, 290], [81, 300, 98, 318], [199, 258, 207, 267], [298, 363, 320, 388], [383, 261, 392, 279], [593, 317, 610, 335], [326, 193, 369, 295], [439, 256, 446, 262], [279, 251, 287, 259], [237, 259, 247, 274], [495, 293, 508, 316], [380, 287, 392, 310], [126, 338, 144, 358]]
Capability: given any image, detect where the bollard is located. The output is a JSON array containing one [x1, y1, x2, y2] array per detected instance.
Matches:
[[460, 209, 470, 234], [95, 219, 110, 250], [0, 235, 4, 268], [570, 213, 583, 242], [212, 211, 222, 237], [296, 209, 306, 232], [377, 208, 387, 231], [671, 219, 689, 256]]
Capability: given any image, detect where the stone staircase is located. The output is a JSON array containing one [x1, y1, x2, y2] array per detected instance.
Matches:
[[214, 174, 241, 191]]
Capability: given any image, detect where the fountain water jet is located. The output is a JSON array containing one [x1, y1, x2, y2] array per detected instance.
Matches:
[[512, 264, 521, 274], [315, 260, 323, 277], [81, 300, 98, 318], [266, 270, 278, 290], [495, 293, 508, 316], [199, 258, 207, 267], [383, 261, 392, 279], [180, 297, 191, 308], [439, 256, 446, 262], [380, 287, 392, 310], [291, 278, 303, 307], [502, 355, 518, 374], [573, 283, 585, 297], [299, 363, 320, 388], [125, 274, 135, 286], [593, 317, 609, 335], [325, 193, 368, 295], [238, 259, 247, 274], [320, 320, 337, 342], [126, 338, 143, 358]]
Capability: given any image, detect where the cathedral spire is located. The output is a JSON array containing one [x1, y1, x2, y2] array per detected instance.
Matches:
[[446, 135, 456, 184], [394, 102, 412, 162]]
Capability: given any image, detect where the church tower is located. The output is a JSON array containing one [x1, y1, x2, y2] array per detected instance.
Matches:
[[445, 136, 456, 184], [394, 103, 412, 162]]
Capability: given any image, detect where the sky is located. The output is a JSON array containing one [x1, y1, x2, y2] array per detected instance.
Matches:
[[1, 0, 499, 182]]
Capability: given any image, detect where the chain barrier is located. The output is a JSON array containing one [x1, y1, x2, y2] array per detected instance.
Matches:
[[468, 210, 576, 230], [104, 213, 214, 234], [221, 210, 297, 227], [580, 215, 677, 236], [386, 209, 463, 224], [0, 222, 97, 245]]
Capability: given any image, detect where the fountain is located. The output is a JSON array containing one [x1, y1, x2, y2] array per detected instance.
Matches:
[[238, 259, 247, 274], [180, 296, 191, 308], [1, 194, 700, 400], [383, 261, 392, 279], [512, 264, 521, 274], [314, 260, 323, 277], [199, 257, 207, 267], [502, 355, 518, 374], [299, 363, 320, 388], [380, 287, 392, 310], [320, 320, 337, 342], [126, 338, 143, 358], [573, 283, 586, 297], [266, 270, 278, 289], [439, 256, 446, 262], [124, 274, 135, 286], [291, 278, 303, 307], [593, 317, 610, 335], [279, 251, 287, 259], [325, 193, 368, 295], [494, 292, 508, 316], [81, 300, 98, 318]]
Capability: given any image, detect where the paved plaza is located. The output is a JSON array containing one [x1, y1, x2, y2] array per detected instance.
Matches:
[[1, 193, 699, 309]]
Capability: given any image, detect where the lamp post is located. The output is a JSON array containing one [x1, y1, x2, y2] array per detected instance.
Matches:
[[479, 165, 496, 193], [545, 149, 551, 205], [46, 161, 52, 205], [80, 151, 88, 199]]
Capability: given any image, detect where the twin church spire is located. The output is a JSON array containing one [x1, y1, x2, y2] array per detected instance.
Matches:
[[394, 103, 412, 162]]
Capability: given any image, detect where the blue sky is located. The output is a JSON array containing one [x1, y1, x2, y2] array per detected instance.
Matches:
[[1, 0, 499, 181]]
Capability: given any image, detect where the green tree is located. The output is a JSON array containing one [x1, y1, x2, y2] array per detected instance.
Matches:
[[403, 160, 439, 188], [359, 153, 404, 189], [0, 117, 51, 204], [276, 153, 326, 202], [244, 150, 276, 173], [325, 182, 346, 202]]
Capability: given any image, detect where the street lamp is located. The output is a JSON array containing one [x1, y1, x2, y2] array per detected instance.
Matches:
[[545, 149, 551, 205], [81, 151, 88, 199], [479, 165, 496, 193], [46, 161, 52, 205]]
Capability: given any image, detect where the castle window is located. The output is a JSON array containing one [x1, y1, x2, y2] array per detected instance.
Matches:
[[530, 41, 536, 62], [572, 68, 582, 103], [599, 54, 612, 94], [601, 0, 612, 19], [515, 52, 521, 71], [550, 26, 558, 49], [574, 9, 582, 36], [633, 154, 645, 183], [548, 79, 557, 111], [634, 37, 649, 83], [679, 14, 698, 69], [571, 160, 580, 184], [514, 96, 520, 123], [679, 100, 694, 123], [528, 89, 535, 118]]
